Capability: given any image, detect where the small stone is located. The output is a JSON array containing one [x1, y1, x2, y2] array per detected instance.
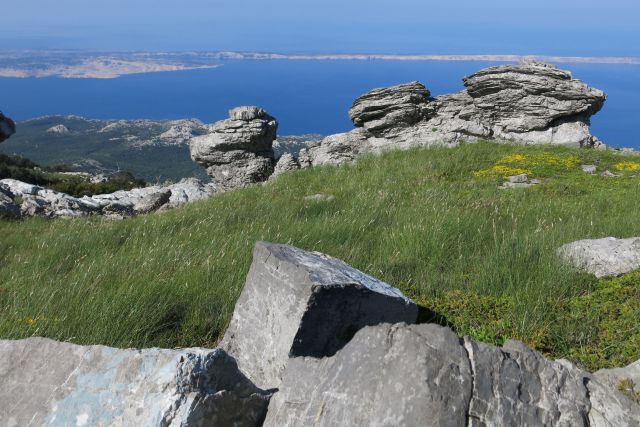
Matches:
[[601, 170, 621, 177], [530, 178, 542, 184], [303, 193, 335, 202], [581, 164, 597, 174], [508, 173, 529, 183]]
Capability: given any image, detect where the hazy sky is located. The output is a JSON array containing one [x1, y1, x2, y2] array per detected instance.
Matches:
[[2, 0, 639, 55]]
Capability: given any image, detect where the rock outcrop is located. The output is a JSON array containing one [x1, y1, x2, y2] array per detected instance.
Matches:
[[220, 241, 418, 390], [0, 338, 271, 426], [305, 61, 607, 167], [0, 177, 217, 219], [190, 107, 278, 190], [558, 236, 640, 277], [0, 111, 16, 142], [1, 241, 639, 425]]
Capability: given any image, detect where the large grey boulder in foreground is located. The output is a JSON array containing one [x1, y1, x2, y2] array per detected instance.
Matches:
[[308, 61, 607, 167], [265, 322, 640, 427], [558, 236, 640, 277], [0, 338, 271, 426], [0, 111, 16, 142], [220, 241, 418, 390], [190, 107, 278, 191]]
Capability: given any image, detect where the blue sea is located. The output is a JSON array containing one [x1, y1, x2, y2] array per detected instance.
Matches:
[[0, 60, 638, 148]]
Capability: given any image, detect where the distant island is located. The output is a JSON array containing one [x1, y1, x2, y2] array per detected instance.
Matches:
[[1, 50, 639, 79]]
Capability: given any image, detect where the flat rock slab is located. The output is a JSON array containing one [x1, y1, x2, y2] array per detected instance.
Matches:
[[0, 337, 271, 427], [558, 237, 640, 277], [220, 241, 418, 390]]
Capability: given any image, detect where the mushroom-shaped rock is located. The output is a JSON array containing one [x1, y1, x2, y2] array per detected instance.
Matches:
[[349, 81, 432, 134], [220, 241, 418, 390], [190, 106, 278, 190], [0, 111, 16, 142], [0, 337, 272, 426]]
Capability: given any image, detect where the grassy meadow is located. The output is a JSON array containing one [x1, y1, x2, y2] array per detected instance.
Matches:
[[1, 142, 640, 370]]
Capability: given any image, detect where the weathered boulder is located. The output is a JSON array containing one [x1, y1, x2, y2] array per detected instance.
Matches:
[[349, 81, 432, 134], [309, 61, 607, 167], [265, 322, 640, 426], [0, 337, 271, 426], [190, 106, 278, 190], [558, 237, 640, 277], [220, 241, 418, 390], [271, 153, 300, 178], [166, 177, 218, 206], [0, 111, 16, 142]]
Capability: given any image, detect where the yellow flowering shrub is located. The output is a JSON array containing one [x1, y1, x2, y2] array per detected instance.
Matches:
[[613, 161, 640, 172], [474, 152, 581, 178]]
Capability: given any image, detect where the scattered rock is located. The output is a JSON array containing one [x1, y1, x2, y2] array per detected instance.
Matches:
[[132, 188, 172, 214], [499, 174, 541, 189], [271, 153, 300, 178], [190, 106, 278, 191], [303, 193, 335, 203], [582, 164, 597, 174], [0, 177, 218, 219], [220, 241, 418, 389], [601, 170, 622, 178], [0, 337, 271, 426], [508, 173, 529, 183], [0, 111, 16, 143], [558, 237, 640, 277]]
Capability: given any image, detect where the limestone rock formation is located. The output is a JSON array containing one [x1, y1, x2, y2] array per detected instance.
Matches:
[[348, 81, 432, 134], [190, 106, 278, 190], [558, 236, 640, 277], [0, 177, 218, 219], [220, 241, 418, 390], [0, 111, 16, 142], [309, 61, 607, 166], [0, 338, 271, 426], [271, 152, 300, 178]]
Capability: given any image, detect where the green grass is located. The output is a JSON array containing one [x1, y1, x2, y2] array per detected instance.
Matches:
[[1, 142, 640, 370]]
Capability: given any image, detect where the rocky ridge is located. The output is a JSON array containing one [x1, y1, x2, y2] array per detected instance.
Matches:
[[1, 241, 638, 425], [302, 60, 607, 167]]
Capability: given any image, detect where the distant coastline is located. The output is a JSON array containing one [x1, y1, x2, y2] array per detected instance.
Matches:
[[0, 50, 639, 79]]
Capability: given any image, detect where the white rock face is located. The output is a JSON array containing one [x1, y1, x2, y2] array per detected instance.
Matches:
[[558, 237, 640, 277], [0, 338, 271, 426]]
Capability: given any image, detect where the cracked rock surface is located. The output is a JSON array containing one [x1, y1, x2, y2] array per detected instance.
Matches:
[[220, 241, 418, 390], [558, 236, 640, 278], [0, 337, 271, 426]]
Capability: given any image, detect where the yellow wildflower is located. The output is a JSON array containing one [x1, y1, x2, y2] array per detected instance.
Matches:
[[614, 161, 640, 172]]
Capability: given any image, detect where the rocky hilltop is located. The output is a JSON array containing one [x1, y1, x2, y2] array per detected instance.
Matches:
[[1, 242, 638, 425], [306, 60, 607, 166]]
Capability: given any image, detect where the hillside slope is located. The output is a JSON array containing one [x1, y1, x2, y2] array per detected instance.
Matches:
[[1, 142, 640, 370]]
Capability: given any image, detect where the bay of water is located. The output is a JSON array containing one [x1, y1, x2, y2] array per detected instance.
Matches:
[[0, 60, 638, 148]]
